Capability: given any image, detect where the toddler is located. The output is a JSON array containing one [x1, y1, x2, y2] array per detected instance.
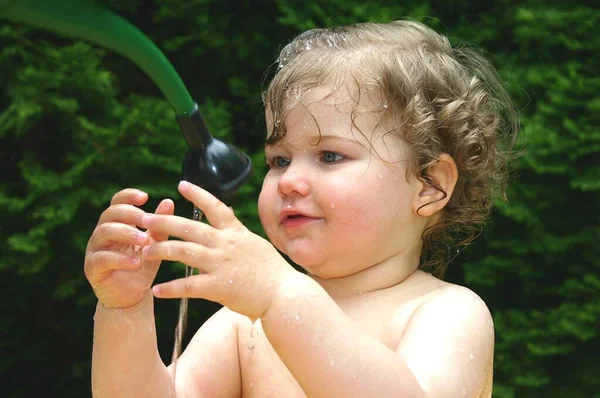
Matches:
[[85, 20, 517, 397]]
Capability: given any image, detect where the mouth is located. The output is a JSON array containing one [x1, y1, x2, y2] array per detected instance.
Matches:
[[280, 212, 321, 228]]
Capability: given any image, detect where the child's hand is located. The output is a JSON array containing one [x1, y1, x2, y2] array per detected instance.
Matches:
[[140, 181, 295, 320], [84, 188, 174, 309]]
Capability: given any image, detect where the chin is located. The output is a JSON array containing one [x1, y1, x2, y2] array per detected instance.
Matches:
[[291, 257, 344, 280], [287, 254, 325, 274]]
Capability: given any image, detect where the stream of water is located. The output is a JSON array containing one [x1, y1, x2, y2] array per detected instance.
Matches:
[[170, 206, 202, 384]]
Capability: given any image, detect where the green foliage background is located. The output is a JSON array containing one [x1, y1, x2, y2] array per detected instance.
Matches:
[[1, 0, 598, 396]]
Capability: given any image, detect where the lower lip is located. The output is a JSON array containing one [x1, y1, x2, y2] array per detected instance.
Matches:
[[281, 216, 320, 228]]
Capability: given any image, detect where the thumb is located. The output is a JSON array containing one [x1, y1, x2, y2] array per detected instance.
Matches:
[[149, 199, 174, 242]]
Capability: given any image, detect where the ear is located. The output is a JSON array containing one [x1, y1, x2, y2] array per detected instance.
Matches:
[[413, 154, 458, 217]]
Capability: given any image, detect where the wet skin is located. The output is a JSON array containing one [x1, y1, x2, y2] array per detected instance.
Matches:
[[88, 84, 495, 397]]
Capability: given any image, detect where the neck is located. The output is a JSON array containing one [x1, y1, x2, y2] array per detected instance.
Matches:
[[310, 254, 421, 301]]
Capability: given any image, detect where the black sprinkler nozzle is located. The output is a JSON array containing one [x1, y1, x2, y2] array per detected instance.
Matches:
[[177, 104, 252, 200]]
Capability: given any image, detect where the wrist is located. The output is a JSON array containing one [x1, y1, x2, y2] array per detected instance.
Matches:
[[262, 271, 320, 322], [95, 289, 154, 316]]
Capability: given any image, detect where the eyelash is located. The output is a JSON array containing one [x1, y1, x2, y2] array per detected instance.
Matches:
[[266, 151, 346, 169]]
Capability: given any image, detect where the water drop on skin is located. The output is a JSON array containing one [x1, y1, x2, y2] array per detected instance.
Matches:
[[330, 359, 335, 366], [469, 353, 474, 360], [330, 202, 335, 209]]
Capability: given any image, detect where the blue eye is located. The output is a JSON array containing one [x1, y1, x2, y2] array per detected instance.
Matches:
[[321, 151, 344, 164], [267, 156, 290, 169]]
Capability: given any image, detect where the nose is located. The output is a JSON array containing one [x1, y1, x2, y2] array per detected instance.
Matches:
[[277, 164, 310, 197]]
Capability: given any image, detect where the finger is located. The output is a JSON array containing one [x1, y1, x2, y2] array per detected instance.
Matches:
[[141, 241, 211, 271], [152, 273, 216, 299], [98, 204, 147, 226], [178, 181, 240, 229], [148, 199, 175, 243], [85, 250, 141, 281], [89, 222, 148, 251], [110, 188, 148, 206], [141, 213, 214, 246]]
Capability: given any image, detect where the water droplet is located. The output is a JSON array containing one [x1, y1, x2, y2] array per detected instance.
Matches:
[[229, 279, 233, 284], [469, 353, 474, 360], [378, 175, 383, 180], [330, 202, 335, 209], [383, 103, 389, 109], [249, 381, 255, 388], [305, 45, 312, 50], [247, 342, 255, 349], [329, 359, 335, 366]]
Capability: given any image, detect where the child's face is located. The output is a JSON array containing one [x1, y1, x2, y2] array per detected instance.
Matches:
[[258, 85, 426, 279]]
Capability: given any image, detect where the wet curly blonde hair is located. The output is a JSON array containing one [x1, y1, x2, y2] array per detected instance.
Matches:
[[263, 20, 519, 277]]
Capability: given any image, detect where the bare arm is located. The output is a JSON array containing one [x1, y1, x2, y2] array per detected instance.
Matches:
[[92, 298, 242, 398], [261, 275, 493, 398], [92, 291, 172, 397], [396, 286, 495, 398], [86, 188, 241, 397], [260, 274, 423, 397]]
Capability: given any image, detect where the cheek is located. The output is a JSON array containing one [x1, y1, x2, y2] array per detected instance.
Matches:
[[258, 179, 278, 233], [323, 171, 406, 233], [257, 189, 270, 224]]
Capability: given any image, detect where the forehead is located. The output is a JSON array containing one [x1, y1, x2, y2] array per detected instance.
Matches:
[[265, 83, 387, 145]]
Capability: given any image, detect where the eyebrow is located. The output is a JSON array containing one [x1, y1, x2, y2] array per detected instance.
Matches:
[[265, 133, 363, 147]]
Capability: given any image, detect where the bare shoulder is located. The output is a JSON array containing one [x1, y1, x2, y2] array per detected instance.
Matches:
[[424, 282, 494, 327], [394, 272, 493, 330], [394, 280, 495, 398]]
